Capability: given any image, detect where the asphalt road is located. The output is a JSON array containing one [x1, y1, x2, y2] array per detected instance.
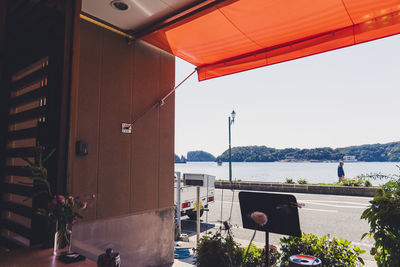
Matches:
[[179, 189, 376, 266]]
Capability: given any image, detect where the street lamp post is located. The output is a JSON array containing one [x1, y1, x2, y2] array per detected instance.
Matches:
[[228, 110, 236, 183]]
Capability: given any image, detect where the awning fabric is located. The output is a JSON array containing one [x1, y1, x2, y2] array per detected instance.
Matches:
[[142, 0, 400, 81]]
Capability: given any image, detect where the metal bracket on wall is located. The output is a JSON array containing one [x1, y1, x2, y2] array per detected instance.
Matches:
[[121, 123, 132, 134]]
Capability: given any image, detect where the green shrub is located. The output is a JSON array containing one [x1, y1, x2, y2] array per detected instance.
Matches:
[[265, 244, 280, 267], [317, 182, 343, 186], [364, 180, 372, 187], [194, 231, 242, 267], [240, 243, 262, 267], [341, 178, 364, 187], [285, 178, 295, 184], [280, 232, 365, 266], [240, 244, 280, 267], [361, 170, 400, 267], [297, 179, 308, 184], [195, 224, 280, 267]]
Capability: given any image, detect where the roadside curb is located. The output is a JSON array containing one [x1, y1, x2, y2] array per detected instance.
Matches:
[[215, 181, 378, 197]]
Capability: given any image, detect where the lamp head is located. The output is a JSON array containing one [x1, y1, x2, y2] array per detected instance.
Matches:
[[231, 110, 236, 121]]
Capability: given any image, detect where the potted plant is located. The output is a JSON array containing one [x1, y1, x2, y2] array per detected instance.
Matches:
[[195, 218, 280, 267], [361, 169, 400, 266], [22, 144, 87, 255]]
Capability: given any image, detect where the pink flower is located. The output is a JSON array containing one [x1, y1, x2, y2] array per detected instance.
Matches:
[[250, 211, 268, 226], [57, 195, 65, 205], [48, 197, 58, 210], [51, 197, 58, 206], [68, 196, 74, 202]]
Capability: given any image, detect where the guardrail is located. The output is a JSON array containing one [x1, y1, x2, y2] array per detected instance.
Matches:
[[215, 181, 378, 197]]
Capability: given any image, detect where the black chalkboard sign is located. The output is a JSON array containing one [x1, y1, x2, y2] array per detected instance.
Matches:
[[238, 191, 301, 237]]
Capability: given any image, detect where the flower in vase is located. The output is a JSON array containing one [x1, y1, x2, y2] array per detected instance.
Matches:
[[57, 195, 65, 205], [45, 194, 87, 226], [71, 216, 78, 225], [48, 197, 58, 210]]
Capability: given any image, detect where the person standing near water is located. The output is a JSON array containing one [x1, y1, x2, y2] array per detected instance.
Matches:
[[338, 161, 345, 182]]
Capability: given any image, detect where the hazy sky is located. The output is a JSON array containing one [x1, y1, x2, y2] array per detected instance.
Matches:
[[174, 35, 400, 157]]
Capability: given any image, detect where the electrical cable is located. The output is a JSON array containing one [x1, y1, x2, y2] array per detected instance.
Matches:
[[243, 230, 257, 263], [127, 69, 196, 128], [125, 69, 197, 127], [161, 69, 196, 103]]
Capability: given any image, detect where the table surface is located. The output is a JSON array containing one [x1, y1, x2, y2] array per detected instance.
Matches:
[[0, 248, 97, 267]]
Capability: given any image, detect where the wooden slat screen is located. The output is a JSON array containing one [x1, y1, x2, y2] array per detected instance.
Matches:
[[1, 57, 48, 249], [1, 0, 78, 250]]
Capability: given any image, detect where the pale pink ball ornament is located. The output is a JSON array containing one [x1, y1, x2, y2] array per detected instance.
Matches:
[[250, 211, 268, 226]]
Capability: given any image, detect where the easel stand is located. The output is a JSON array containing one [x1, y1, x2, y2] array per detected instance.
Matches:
[[238, 192, 302, 267]]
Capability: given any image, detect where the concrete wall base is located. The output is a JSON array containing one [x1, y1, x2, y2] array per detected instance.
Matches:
[[72, 207, 174, 267], [216, 181, 378, 197]]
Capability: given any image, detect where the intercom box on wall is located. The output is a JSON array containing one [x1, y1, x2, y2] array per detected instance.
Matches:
[[76, 141, 88, 156]]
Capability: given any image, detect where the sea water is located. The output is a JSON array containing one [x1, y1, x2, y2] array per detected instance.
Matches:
[[175, 161, 400, 185]]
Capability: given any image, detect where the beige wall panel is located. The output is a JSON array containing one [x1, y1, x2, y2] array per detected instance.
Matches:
[[74, 22, 175, 266], [72, 21, 102, 220], [158, 53, 175, 208], [97, 30, 132, 218], [131, 41, 160, 212]]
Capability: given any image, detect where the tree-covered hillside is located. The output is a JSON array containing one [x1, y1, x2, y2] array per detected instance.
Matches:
[[187, 150, 216, 162], [215, 142, 400, 162]]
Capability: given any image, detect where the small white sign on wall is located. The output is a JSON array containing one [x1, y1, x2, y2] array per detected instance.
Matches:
[[121, 123, 132, 134]]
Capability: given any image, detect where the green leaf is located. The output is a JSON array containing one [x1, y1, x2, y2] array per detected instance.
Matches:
[[43, 148, 56, 163], [361, 232, 369, 239]]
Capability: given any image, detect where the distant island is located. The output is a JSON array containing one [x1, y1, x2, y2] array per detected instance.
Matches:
[[174, 154, 187, 163], [175, 141, 400, 163], [187, 151, 216, 162], [175, 150, 216, 163], [216, 142, 400, 162]]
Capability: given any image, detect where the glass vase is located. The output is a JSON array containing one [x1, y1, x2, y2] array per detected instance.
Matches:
[[53, 221, 72, 256]]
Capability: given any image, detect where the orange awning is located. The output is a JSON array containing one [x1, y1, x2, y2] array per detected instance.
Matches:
[[142, 0, 400, 81]]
